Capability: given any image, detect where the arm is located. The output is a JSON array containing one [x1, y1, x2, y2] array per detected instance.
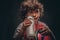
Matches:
[[13, 18, 32, 40], [38, 22, 56, 40], [38, 22, 52, 35], [13, 22, 26, 40]]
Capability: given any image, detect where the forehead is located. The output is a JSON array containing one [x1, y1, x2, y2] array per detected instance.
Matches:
[[27, 9, 40, 13], [27, 11, 40, 15]]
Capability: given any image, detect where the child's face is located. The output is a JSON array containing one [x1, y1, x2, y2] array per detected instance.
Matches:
[[26, 10, 40, 22]]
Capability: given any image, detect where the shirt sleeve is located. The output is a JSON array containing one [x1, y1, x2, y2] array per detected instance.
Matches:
[[38, 21, 55, 40], [38, 21, 51, 35], [13, 22, 24, 40]]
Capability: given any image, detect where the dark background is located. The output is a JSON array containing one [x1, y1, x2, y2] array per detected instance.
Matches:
[[0, 0, 60, 40]]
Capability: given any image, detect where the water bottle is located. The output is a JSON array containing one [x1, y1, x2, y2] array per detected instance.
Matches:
[[26, 16, 35, 38]]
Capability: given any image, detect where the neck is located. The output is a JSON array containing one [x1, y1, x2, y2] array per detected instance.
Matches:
[[34, 21, 38, 24]]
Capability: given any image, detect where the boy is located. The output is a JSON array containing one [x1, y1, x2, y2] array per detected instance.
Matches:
[[13, 0, 55, 40]]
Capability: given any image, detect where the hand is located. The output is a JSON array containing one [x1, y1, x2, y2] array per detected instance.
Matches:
[[23, 18, 32, 27], [39, 27, 50, 35]]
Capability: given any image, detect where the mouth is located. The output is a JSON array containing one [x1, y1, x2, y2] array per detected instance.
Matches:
[[34, 18, 38, 20], [34, 18, 37, 19], [33, 17, 39, 20]]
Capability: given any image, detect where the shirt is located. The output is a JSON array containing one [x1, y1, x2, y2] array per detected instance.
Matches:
[[13, 21, 51, 40]]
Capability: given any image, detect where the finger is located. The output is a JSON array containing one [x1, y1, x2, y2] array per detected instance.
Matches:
[[25, 20, 32, 24], [25, 18, 30, 21], [25, 23, 30, 26], [24, 22, 31, 26], [41, 30, 49, 35]]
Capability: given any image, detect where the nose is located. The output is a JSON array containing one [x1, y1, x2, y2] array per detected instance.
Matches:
[[33, 13, 36, 17]]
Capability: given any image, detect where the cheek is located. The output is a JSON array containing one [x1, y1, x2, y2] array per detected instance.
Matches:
[[36, 14, 40, 18], [38, 14, 40, 17]]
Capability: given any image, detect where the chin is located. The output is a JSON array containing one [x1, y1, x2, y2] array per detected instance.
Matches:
[[34, 18, 39, 22], [34, 20, 38, 22]]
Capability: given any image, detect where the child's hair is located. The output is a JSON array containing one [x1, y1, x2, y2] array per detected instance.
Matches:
[[18, 0, 44, 20]]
